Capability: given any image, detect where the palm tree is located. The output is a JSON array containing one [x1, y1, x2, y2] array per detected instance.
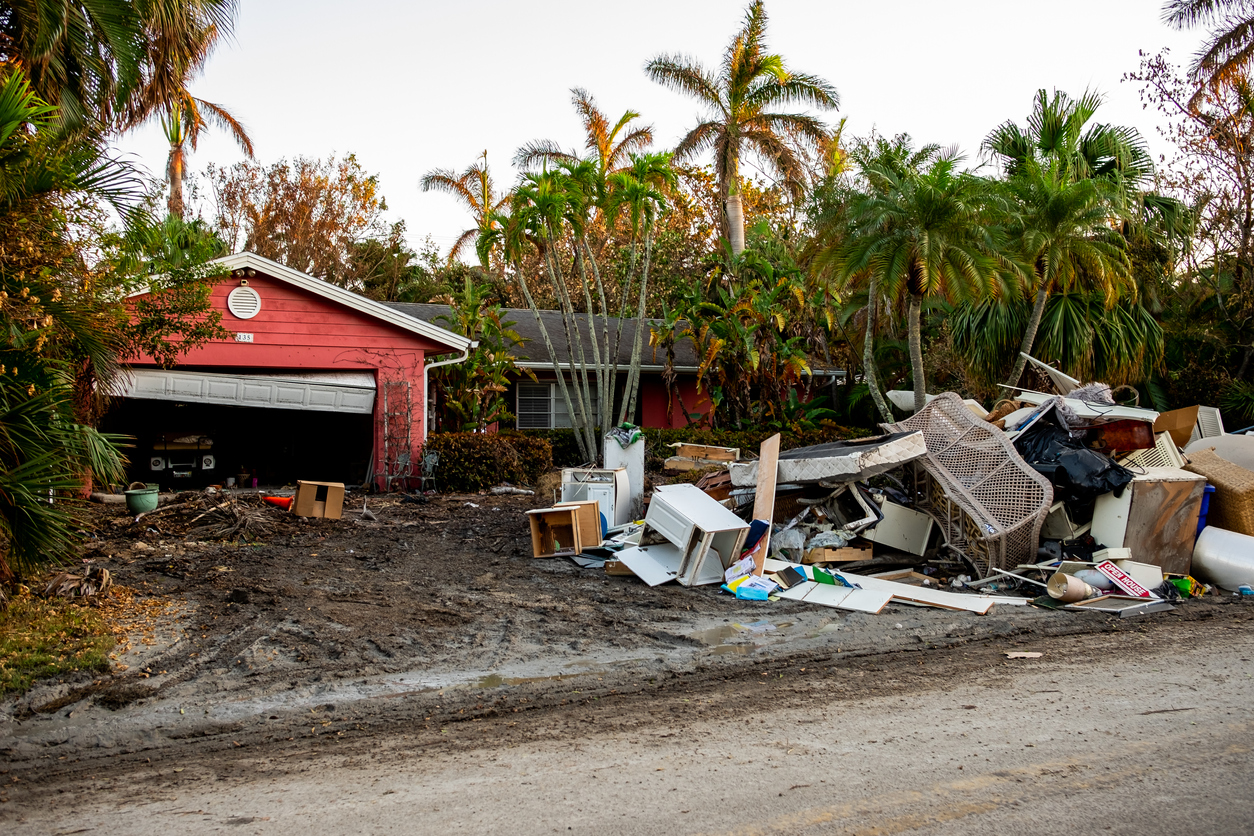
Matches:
[[1164, 0, 1254, 103], [998, 169, 1134, 387], [837, 151, 1022, 412], [162, 92, 253, 218], [984, 89, 1153, 187], [516, 87, 654, 178], [646, 0, 838, 255], [984, 89, 1158, 387], [421, 151, 511, 266]]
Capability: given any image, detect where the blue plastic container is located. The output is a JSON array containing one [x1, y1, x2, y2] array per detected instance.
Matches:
[[1198, 483, 1217, 535]]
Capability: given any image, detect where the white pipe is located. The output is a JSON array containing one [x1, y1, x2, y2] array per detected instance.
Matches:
[[422, 341, 478, 442]]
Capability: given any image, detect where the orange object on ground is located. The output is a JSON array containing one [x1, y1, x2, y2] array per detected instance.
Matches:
[[263, 496, 293, 510]]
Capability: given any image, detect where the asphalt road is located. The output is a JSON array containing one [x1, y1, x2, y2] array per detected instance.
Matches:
[[5, 622, 1253, 835]]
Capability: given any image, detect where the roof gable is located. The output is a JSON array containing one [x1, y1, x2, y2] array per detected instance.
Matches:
[[210, 252, 471, 352]]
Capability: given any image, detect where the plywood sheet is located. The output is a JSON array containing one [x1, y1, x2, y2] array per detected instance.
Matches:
[[751, 434, 781, 575]]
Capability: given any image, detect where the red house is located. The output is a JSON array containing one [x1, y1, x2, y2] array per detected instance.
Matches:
[[105, 252, 471, 490]]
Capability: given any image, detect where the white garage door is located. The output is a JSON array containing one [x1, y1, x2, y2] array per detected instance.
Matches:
[[113, 369, 376, 414]]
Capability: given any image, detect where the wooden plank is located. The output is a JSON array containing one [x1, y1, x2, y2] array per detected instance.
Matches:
[[751, 434, 781, 576], [667, 443, 739, 461]]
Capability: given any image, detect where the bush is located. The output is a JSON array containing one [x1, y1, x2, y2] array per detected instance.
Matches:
[[518, 422, 872, 471], [425, 432, 553, 492]]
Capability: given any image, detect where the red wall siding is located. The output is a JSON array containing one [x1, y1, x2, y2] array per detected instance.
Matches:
[[129, 272, 455, 488], [639, 377, 711, 428]]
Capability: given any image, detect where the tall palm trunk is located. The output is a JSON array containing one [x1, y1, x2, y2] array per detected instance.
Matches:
[[622, 231, 654, 422], [863, 276, 893, 423], [908, 291, 926, 412], [167, 142, 185, 219], [726, 192, 745, 255], [1006, 284, 1050, 388]]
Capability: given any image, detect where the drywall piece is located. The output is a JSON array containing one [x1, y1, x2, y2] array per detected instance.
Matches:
[[527, 507, 583, 558], [838, 570, 1029, 613], [614, 542, 683, 587], [604, 435, 645, 521], [774, 578, 892, 613], [864, 501, 934, 556], [646, 484, 749, 587], [1020, 352, 1081, 395], [729, 432, 926, 487], [554, 499, 602, 547], [750, 434, 781, 575], [1184, 433, 1254, 472], [1090, 467, 1206, 576], [561, 467, 632, 526]]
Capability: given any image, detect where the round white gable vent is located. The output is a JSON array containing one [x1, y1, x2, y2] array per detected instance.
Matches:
[[227, 286, 261, 319]]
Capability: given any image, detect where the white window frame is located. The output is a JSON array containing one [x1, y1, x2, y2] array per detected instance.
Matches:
[[516, 381, 597, 430]]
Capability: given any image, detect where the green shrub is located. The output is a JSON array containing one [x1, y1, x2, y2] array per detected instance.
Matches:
[[426, 432, 553, 492]]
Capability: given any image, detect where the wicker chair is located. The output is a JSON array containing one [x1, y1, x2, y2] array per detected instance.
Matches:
[[885, 393, 1054, 576]]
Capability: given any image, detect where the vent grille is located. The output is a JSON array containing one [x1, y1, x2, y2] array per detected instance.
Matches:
[[227, 286, 262, 320]]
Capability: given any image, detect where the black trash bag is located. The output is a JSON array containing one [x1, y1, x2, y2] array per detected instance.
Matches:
[[1014, 422, 1135, 506], [1060, 534, 1107, 561]]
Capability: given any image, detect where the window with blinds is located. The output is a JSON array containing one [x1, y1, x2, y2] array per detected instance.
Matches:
[[516, 383, 597, 429]]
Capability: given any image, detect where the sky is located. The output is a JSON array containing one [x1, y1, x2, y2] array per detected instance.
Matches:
[[114, 0, 1208, 258]]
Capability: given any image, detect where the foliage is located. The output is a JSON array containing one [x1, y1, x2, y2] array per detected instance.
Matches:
[[205, 153, 389, 286], [0, 70, 136, 578], [656, 222, 835, 430], [432, 277, 533, 431], [424, 431, 552, 492], [1163, 0, 1254, 103], [0, 589, 114, 694]]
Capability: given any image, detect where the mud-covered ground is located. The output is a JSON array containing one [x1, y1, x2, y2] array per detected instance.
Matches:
[[1, 488, 1248, 791]]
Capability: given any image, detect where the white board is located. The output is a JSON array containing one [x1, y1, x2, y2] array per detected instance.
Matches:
[[615, 543, 683, 587]]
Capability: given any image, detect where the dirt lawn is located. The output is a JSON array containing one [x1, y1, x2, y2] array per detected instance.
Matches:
[[1, 490, 1249, 792]]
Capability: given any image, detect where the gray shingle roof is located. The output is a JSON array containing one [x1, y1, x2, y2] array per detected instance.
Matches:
[[384, 303, 702, 370]]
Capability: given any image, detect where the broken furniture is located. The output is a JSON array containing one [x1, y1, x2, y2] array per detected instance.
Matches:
[[645, 483, 750, 586], [1089, 467, 1206, 576], [863, 500, 934, 556], [561, 467, 632, 526], [527, 506, 583, 558], [1184, 433, 1254, 473], [292, 480, 345, 519], [554, 499, 603, 546], [1184, 448, 1254, 537], [886, 392, 1054, 576], [729, 432, 926, 487]]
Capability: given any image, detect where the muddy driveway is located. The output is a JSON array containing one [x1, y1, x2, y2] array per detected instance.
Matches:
[[1, 490, 1243, 777]]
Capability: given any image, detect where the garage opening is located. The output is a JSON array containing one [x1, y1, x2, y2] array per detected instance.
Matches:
[[101, 399, 373, 490]]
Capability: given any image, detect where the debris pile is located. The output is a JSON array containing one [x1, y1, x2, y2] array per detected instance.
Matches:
[[525, 358, 1254, 619]]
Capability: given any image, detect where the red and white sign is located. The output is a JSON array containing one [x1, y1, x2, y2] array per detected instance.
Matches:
[[1095, 560, 1153, 598]]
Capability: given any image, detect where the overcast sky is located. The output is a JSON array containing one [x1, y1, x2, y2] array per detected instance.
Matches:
[[114, 0, 1206, 257]]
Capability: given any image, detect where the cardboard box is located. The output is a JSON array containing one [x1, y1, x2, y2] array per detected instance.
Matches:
[[292, 480, 345, 519], [1154, 405, 1200, 449], [526, 507, 583, 558]]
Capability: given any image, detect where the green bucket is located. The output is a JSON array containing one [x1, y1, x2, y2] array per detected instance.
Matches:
[[124, 487, 159, 514]]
